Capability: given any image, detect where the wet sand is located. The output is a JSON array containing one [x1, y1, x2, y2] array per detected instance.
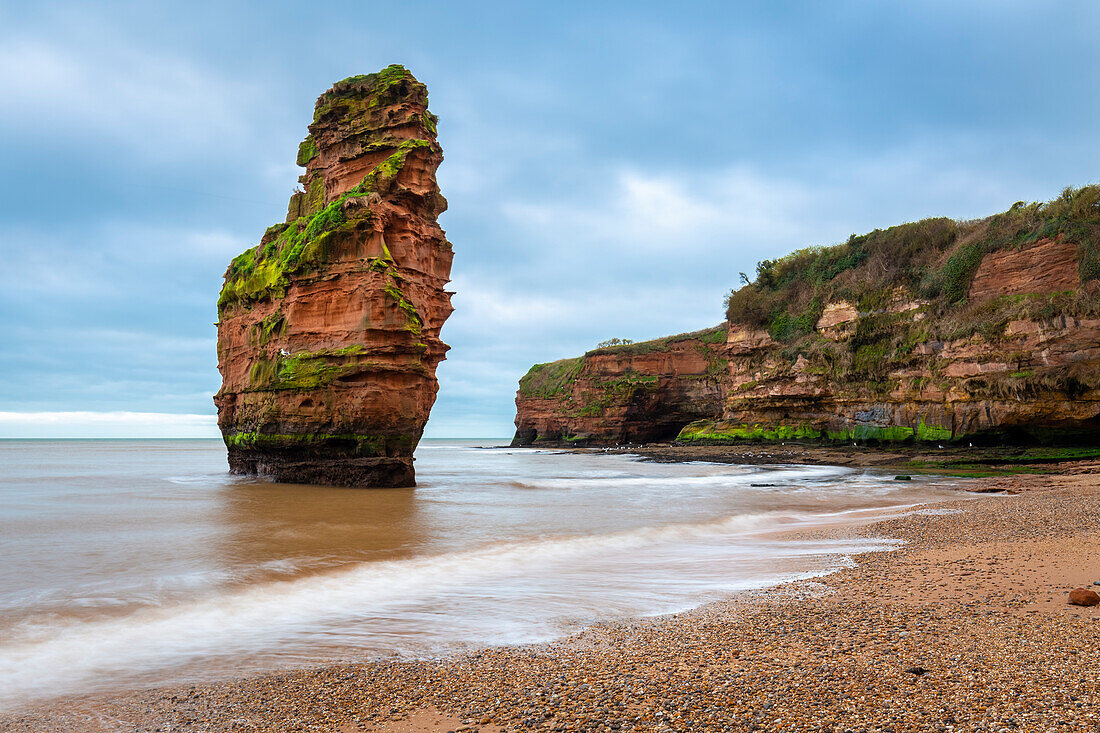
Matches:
[[586, 441, 1100, 476], [5, 461, 1100, 732]]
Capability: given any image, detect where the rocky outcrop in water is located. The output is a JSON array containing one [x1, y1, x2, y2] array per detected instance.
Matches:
[[215, 66, 453, 486], [513, 188, 1100, 446]]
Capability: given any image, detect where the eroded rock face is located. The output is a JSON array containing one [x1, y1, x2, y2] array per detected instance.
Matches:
[[679, 304, 1100, 445], [511, 328, 728, 445], [968, 238, 1079, 302], [214, 66, 453, 487], [514, 191, 1100, 447], [687, 290, 1100, 445], [524, 306, 1100, 448]]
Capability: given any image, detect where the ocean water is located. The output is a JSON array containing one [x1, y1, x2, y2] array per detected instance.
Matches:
[[0, 439, 968, 709]]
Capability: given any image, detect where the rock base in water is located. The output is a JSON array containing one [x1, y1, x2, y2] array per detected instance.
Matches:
[[227, 452, 414, 488]]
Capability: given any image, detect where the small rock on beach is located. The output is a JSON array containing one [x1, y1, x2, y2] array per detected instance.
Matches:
[[1068, 587, 1100, 606]]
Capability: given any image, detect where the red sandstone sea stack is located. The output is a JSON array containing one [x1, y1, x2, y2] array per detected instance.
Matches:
[[214, 66, 453, 487]]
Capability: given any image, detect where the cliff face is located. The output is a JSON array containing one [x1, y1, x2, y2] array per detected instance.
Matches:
[[687, 292, 1100, 446], [214, 66, 453, 487], [514, 187, 1100, 446], [511, 328, 728, 445]]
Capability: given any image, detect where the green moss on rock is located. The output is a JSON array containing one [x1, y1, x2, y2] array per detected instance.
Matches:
[[296, 135, 318, 166], [304, 175, 325, 217], [421, 111, 438, 136], [247, 346, 370, 391], [677, 420, 823, 443], [224, 430, 413, 458], [916, 418, 953, 442], [676, 420, 961, 445], [358, 139, 432, 194], [218, 140, 433, 315], [249, 311, 286, 347], [383, 282, 422, 335], [313, 65, 429, 123], [561, 371, 662, 418]]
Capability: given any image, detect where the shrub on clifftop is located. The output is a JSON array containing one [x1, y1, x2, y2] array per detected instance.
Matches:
[[725, 185, 1100, 336]]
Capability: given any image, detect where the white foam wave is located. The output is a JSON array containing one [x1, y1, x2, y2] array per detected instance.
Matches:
[[519, 465, 851, 492], [0, 508, 880, 709]]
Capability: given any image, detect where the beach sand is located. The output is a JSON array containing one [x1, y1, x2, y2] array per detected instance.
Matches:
[[5, 461, 1100, 732]]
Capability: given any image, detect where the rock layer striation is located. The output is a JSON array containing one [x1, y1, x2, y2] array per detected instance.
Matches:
[[215, 66, 453, 486], [514, 188, 1100, 446]]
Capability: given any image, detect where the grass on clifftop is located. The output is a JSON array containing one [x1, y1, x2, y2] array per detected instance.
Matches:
[[720, 185, 1100, 394], [517, 358, 584, 398], [584, 325, 727, 357], [517, 326, 729, 400], [725, 185, 1100, 340]]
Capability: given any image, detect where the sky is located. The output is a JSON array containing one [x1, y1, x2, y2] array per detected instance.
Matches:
[[1, 1, 1098, 438]]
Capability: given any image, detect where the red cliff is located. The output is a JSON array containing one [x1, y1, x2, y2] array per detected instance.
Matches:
[[514, 187, 1100, 447], [511, 328, 728, 445], [214, 66, 453, 486]]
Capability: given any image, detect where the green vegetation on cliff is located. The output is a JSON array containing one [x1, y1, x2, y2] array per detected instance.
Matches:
[[383, 281, 423, 335], [314, 65, 430, 122], [517, 357, 584, 398], [515, 327, 730, 438], [517, 326, 729, 401], [296, 135, 318, 166], [721, 186, 1100, 403], [217, 140, 432, 315], [570, 372, 661, 418], [677, 419, 951, 445], [249, 311, 286, 347], [726, 185, 1100, 336], [584, 325, 727, 356]]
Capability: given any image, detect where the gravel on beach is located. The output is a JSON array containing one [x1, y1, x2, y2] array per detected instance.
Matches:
[[6, 463, 1100, 733]]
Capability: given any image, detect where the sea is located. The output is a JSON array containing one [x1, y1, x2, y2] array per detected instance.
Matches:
[[0, 438, 970, 710]]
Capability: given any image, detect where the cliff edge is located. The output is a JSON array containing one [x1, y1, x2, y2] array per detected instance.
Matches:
[[511, 327, 728, 445], [513, 186, 1100, 446], [214, 66, 453, 486]]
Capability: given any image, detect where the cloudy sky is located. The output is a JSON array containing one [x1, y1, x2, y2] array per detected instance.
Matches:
[[1, 1, 1098, 438]]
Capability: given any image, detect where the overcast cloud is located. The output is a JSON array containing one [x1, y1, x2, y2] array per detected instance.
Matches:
[[1, 0, 1098, 437]]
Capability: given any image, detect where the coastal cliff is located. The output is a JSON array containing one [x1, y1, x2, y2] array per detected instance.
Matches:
[[511, 327, 728, 445], [513, 187, 1100, 446], [214, 66, 453, 486]]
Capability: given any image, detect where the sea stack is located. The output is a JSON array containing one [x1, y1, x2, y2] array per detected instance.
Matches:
[[214, 66, 453, 487]]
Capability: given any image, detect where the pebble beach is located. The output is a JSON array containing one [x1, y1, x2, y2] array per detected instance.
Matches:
[[5, 461, 1099, 733]]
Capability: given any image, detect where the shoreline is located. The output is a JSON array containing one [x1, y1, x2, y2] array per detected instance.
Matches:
[[546, 441, 1100, 479], [4, 462, 1100, 731]]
